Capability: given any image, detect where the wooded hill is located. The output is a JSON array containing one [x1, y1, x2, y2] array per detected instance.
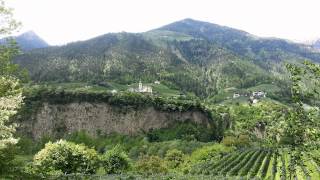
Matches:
[[14, 18, 320, 98]]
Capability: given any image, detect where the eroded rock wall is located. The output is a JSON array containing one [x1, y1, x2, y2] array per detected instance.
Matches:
[[22, 102, 211, 139]]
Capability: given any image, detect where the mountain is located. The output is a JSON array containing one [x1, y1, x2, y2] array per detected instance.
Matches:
[[14, 19, 320, 98], [2, 31, 49, 51], [313, 39, 320, 49], [157, 19, 320, 61]]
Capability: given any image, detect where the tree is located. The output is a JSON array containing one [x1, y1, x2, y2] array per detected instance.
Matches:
[[189, 144, 234, 163], [135, 155, 168, 175], [0, 0, 23, 150], [283, 61, 320, 179], [33, 140, 99, 175], [101, 145, 130, 174], [164, 149, 185, 169]]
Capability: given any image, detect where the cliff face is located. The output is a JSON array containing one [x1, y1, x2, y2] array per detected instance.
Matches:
[[22, 102, 212, 139]]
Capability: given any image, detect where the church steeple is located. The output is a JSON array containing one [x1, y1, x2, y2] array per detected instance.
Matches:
[[138, 80, 142, 91]]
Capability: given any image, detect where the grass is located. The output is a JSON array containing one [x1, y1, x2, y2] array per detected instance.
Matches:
[[24, 81, 185, 98], [247, 83, 281, 93]]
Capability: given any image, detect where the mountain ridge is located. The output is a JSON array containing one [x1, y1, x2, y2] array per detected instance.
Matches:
[[1, 30, 49, 51], [14, 19, 320, 98]]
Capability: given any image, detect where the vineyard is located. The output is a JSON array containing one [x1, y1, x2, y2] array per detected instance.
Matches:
[[191, 149, 320, 180]]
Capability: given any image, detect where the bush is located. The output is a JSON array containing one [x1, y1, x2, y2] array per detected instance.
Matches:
[[222, 135, 250, 148], [221, 136, 237, 147], [0, 145, 22, 177], [135, 155, 168, 175], [279, 135, 294, 145], [66, 130, 96, 148], [237, 134, 250, 147], [164, 149, 185, 169], [33, 140, 99, 175], [189, 144, 234, 163], [146, 121, 215, 142], [101, 145, 130, 174]]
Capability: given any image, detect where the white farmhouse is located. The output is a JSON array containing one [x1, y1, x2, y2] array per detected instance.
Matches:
[[252, 91, 266, 98], [233, 93, 240, 98]]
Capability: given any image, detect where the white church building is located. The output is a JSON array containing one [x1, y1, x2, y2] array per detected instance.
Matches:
[[129, 81, 152, 93]]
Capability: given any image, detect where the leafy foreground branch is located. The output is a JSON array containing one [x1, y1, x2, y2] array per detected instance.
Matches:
[[283, 61, 320, 179]]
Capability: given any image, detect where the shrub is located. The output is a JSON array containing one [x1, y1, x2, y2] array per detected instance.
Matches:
[[33, 140, 99, 175], [135, 155, 168, 175], [189, 144, 234, 163], [129, 140, 208, 159], [146, 121, 214, 142], [222, 135, 250, 148], [279, 135, 294, 145], [221, 136, 237, 147], [164, 149, 185, 169], [101, 145, 130, 174], [0, 145, 22, 177], [66, 130, 96, 148], [237, 134, 250, 147]]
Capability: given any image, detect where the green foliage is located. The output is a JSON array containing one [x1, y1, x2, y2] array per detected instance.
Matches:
[[135, 155, 168, 175], [271, 61, 320, 178], [0, 3, 30, 178], [226, 101, 288, 142], [0, 145, 21, 177], [33, 140, 99, 175], [130, 140, 210, 159], [66, 130, 97, 148], [16, 134, 55, 155], [101, 145, 130, 174], [146, 121, 214, 142], [189, 144, 234, 163], [221, 136, 237, 147], [40, 130, 210, 161], [260, 151, 272, 178], [21, 87, 207, 113], [221, 135, 250, 148], [0, 0, 26, 151], [0, 76, 22, 148], [15, 19, 320, 98], [164, 149, 185, 169]]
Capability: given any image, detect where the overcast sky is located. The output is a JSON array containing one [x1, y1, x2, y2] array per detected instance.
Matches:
[[7, 0, 320, 45]]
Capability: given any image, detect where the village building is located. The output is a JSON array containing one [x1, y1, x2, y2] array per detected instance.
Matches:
[[252, 91, 266, 98], [233, 93, 240, 98], [129, 81, 152, 93]]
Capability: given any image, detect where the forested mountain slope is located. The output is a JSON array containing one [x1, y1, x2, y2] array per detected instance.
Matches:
[[13, 19, 320, 97]]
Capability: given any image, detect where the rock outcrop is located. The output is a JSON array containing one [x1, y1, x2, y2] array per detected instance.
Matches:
[[20, 102, 212, 139]]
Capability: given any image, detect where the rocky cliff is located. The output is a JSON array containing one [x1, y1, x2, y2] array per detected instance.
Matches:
[[20, 101, 212, 140]]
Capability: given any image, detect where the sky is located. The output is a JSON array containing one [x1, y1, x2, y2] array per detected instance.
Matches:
[[7, 0, 320, 45]]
